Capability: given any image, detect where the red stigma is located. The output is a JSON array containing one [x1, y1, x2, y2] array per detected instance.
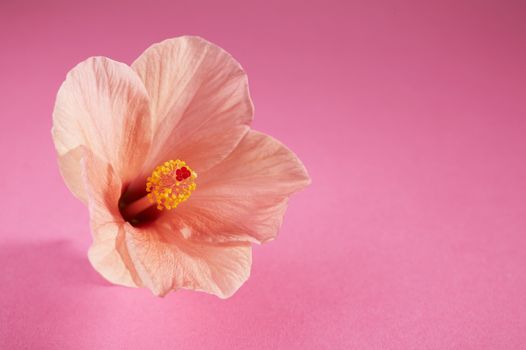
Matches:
[[175, 167, 191, 181]]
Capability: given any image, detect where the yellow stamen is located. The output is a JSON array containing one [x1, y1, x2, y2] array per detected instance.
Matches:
[[146, 159, 197, 211]]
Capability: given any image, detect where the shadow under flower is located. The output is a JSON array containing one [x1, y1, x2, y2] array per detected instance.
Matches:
[[0, 240, 105, 288], [0, 240, 108, 348]]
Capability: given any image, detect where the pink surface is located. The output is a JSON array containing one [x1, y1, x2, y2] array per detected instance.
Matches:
[[1, 0, 526, 348]]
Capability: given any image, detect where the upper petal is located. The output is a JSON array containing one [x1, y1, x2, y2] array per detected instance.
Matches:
[[124, 223, 252, 298], [167, 130, 311, 244], [52, 56, 152, 200], [131, 36, 253, 175]]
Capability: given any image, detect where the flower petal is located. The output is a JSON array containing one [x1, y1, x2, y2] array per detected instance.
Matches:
[[52, 56, 152, 193], [170, 130, 311, 244], [88, 224, 138, 288], [131, 36, 253, 175], [124, 224, 252, 298], [80, 149, 142, 288], [57, 147, 88, 203]]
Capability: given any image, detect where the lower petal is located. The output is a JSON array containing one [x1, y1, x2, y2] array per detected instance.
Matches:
[[88, 223, 138, 288], [81, 150, 141, 288], [124, 224, 252, 298]]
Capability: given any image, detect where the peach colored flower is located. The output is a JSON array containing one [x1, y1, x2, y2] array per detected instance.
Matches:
[[52, 36, 310, 298]]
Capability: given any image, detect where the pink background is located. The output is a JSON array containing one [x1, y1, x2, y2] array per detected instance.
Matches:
[[1, 0, 526, 348]]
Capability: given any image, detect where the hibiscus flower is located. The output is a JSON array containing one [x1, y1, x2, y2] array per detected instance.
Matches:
[[52, 36, 310, 298]]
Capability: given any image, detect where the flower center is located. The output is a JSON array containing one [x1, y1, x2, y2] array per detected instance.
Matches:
[[146, 160, 197, 210], [119, 159, 197, 224]]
